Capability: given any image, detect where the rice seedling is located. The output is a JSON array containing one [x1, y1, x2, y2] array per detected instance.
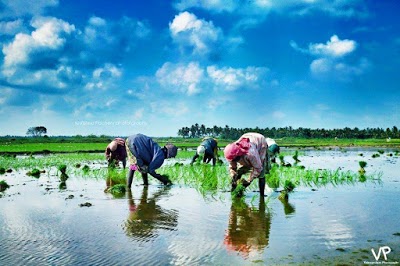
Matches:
[[0, 180, 10, 192], [82, 165, 90, 174], [358, 161, 367, 174], [292, 150, 301, 164], [27, 168, 41, 178], [377, 150, 384, 154], [231, 183, 246, 198], [372, 153, 380, 158], [57, 164, 69, 181], [0, 167, 5, 174], [106, 184, 127, 197]]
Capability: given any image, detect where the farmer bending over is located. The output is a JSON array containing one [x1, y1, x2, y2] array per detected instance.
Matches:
[[266, 138, 280, 169], [126, 133, 173, 188], [191, 137, 219, 166], [105, 138, 127, 168], [224, 132, 269, 197]]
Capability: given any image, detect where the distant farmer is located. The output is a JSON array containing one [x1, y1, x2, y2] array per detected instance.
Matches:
[[224, 132, 269, 197], [190, 137, 219, 166], [266, 138, 280, 169], [125, 133, 173, 188], [105, 138, 127, 168]]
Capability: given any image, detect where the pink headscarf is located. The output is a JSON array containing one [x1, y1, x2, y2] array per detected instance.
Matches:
[[224, 138, 251, 161]]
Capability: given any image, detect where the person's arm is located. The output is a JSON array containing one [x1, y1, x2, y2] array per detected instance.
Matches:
[[191, 153, 199, 164], [105, 147, 111, 161], [229, 161, 238, 178]]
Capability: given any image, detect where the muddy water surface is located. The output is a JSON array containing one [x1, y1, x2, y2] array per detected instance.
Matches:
[[0, 148, 399, 265]]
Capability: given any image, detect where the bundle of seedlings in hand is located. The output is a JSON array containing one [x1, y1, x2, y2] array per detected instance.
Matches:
[[232, 183, 246, 198]]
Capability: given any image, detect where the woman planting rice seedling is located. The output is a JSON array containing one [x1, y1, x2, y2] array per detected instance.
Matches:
[[105, 138, 127, 168], [224, 132, 270, 197], [190, 137, 219, 166], [126, 133, 174, 188]]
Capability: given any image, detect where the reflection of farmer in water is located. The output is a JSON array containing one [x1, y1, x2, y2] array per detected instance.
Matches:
[[124, 187, 179, 240], [224, 198, 271, 258]]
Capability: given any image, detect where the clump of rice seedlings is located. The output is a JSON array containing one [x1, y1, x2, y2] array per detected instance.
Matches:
[[358, 153, 363, 157], [82, 165, 90, 173], [0, 167, 5, 174], [75, 163, 81, 168], [278, 154, 285, 166], [106, 168, 126, 185], [27, 168, 41, 178], [358, 161, 367, 174], [372, 153, 380, 158], [377, 149, 384, 154], [284, 180, 296, 192], [292, 150, 301, 163], [57, 164, 69, 181], [106, 184, 126, 197], [231, 183, 246, 198], [0, 180, 10, 192]]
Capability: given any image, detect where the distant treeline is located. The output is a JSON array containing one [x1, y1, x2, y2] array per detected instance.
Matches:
[[177, 124, 400, 140]]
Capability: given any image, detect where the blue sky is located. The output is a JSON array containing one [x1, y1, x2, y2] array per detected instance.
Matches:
[[0, 0, 399, 137]]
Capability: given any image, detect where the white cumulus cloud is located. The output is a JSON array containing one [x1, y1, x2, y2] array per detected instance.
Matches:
[[169, 11, 222, 56], [309, 35, 356, 58], [156, 61, 204, 95], [207, 65, 268, 91], [2, 16, 75, 73]]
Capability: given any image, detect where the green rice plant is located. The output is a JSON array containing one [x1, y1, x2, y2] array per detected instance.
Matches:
[[27, 168, 41, 178], [58, 164, 67, 173], [358, 161, 367, 174], [106, 184, 126, 197], [82, 165, 90, 174], [284, 180, 296, 192], [0, 180, 10, 192], [372, 153, 380, 158], [0, 167, 5, 174], [231, 183, 246, 198], [377, 149, 384, 154], [278, 154, 285, 166], [292, 150, 301, 163]]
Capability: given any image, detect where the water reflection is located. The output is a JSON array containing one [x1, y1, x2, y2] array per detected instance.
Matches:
[[124, 187, 179, 241], [279, 197, 296, 216], [224, 198, 271, 258]]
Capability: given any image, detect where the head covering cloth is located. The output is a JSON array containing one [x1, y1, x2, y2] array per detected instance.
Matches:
[[224, 138, 251, 161]]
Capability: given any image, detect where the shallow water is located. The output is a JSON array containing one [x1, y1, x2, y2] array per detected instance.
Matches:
[[0, 148, 399, 265]]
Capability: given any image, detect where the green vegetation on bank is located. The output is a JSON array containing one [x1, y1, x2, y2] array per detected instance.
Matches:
[[0, 136, 400, 154]]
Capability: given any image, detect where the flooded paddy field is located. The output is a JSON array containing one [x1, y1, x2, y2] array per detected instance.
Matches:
[[0, 148, 399, 265]]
